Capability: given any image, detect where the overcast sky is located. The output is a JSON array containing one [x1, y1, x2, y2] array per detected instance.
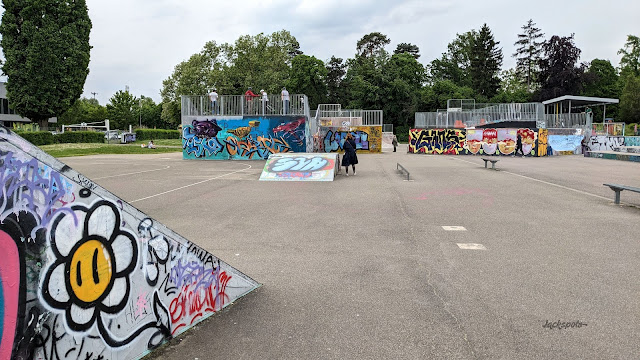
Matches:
[[6, 0, 640, 105]]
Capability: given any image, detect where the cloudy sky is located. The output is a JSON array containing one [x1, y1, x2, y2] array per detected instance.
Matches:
[[11, 0, 640, 105]]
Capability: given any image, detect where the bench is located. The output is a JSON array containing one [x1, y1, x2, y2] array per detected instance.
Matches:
[[603, 183, 640, 204], [481, 158, 499, 170], [397, 163, 410, 181]]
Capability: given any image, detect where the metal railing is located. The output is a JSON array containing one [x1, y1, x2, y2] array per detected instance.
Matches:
[[592, 123, 625, 136], [316, 104, 383, 127], [543, 113, 590, 129], [416, 102, 546, 129], [181, 94, 308, 117]]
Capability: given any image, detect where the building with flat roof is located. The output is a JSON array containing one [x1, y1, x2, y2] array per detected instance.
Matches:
[[0, 82, 57, 128]]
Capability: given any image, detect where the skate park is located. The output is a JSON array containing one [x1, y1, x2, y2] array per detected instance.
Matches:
[[2, 93, 640, 359]]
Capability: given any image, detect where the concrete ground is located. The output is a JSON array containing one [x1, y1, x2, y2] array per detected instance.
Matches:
[[60, 146, 640, 360]]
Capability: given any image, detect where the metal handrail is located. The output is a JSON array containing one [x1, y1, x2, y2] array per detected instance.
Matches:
[[181, 94, 308, 117]]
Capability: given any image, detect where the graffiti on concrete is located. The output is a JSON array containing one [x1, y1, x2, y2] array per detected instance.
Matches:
[[0, 128, 259, 359]]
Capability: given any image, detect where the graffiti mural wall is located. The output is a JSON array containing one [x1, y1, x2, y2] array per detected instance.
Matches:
[[183, 116, 306, 160], [0, 128, 259, 359], [409, 129, 467, 154], [586, 136, 625, 152], [320, 126, 382, 153], [623, 136, 640, 147], [409, 128, 545, 156]]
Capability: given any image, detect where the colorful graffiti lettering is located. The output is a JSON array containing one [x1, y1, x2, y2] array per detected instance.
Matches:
[[183, 126, 225, 157], [224, 134, 291, 159], [587, 136, 624, 152], [268, 156, 332, 172], [0, 127, 259, 359], [409, 129, 467, 154]]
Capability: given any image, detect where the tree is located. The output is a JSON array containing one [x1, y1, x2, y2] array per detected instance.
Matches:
[[513, 19, 544, 92], [580, 59, 620, 120], [287, 55, 327, 109], [394, 43, 420, 59], [0, 0, 92, 129], [381, 53, 425, 129], [538, 34, 584, 100], [420, 80, 475, 111], [469, 24, 503, 99], [326, 56, 347, 104], [356, 32, 390, 58], [618, 35, 640, 80], [139, 96, 163, 129], [59, 98, 108, 126], [619, 75, 640, 123], [107, 90, 138, 130], [428, 30, 477, 87], [491, 69, 532, 103]]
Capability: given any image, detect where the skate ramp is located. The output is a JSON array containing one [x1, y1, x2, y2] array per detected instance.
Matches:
[[259, 153, 338, 181], [0, 127, 260, 359]]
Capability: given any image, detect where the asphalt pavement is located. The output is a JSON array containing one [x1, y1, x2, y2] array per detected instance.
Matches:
[[61, 146, 640, 360]]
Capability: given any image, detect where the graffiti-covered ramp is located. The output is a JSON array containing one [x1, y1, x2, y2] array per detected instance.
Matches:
[[0, 127, 260, 360], [259, 153, 339, 181]]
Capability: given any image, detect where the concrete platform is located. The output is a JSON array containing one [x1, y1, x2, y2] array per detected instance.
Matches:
[[586, 150, 640, 162], [613, 146, 640, 153], [60, 147, 640, 359]]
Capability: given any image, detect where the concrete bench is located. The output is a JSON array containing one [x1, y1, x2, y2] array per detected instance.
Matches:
[[397, 163, 410, 180], [481, 158, 499, 170], [603, 183, 640, 204]]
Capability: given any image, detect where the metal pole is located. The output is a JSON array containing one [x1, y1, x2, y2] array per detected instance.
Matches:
[[139, 98, 142, 128]]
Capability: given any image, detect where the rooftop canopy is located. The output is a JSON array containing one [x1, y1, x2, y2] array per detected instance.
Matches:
[[542, 95, 619, 107]]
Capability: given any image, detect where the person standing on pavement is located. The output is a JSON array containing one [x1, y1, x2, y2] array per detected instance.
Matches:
[[392, 135, 398, 152], [514, 134, 524, 157], [341, 133, 358, 176]]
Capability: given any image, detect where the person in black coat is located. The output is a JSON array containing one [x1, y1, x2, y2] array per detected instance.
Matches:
[[341, 133, 359, 176], [514, 134, 523, 157]]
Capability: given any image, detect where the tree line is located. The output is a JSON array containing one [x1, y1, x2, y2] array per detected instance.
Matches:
[[1, 4, 638, 132]]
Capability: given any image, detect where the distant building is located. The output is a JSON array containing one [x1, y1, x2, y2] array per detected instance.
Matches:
[[0, 82, 57, 128]]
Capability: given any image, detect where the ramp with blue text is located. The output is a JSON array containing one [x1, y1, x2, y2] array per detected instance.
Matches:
[[259, 153, 338, 181]]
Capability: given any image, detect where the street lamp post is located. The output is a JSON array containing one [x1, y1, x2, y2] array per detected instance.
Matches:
[[139, 98, 142, 128]]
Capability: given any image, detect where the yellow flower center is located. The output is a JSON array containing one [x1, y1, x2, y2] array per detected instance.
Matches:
[[69, 240, 113, 303]]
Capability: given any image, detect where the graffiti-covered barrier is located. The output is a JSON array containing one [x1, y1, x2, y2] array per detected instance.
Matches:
[[318, 126, 382, 153], [183, 116, 306, 160], [0, 127, 260, 359], [408, 128, 548, 156], [259, 153, 338, 181]]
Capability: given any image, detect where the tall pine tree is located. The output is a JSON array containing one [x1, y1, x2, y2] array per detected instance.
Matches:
[[513, 19, 544, 92], [0, 0, 92, 129], [469, 24, 503, 99]]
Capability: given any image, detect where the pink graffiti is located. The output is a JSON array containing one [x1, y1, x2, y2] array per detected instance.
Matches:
[[135, 292, 149, 318], [0, 230, 20, 360]]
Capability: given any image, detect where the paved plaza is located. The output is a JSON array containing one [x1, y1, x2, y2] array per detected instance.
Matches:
[[61, 147, 640, 359]]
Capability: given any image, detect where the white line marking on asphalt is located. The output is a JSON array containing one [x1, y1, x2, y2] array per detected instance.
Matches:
[[442, 226, 467, 231], [130, 163, 252, 203], [452, 157, 611, 201], [457, 243, 487, 250], [92, 166, 171, 180]]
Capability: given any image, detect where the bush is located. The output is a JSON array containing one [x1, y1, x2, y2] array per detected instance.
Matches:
[[16, 131, 55, 145], [395, 125, 412, 143], [135, 129, 181, 141], [55, 131, 104, 144]]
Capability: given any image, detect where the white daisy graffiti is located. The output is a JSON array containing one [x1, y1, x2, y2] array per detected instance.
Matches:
[[42, 200, 137, 333]]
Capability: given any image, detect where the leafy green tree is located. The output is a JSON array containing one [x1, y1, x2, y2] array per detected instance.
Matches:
[[618, 35, 640, 80], [513, 19, 544, 92], [107, 90, 138, 129], [59, 98, 108, 125], [394, 43, 420, 59], [420, 80, 474, 111], [288, 55, 327, 110], [0, 0, 92, 129], [356, 32, 390, 58], [326, 56, 347, 105], [469, 24, 503, 98], [491, 69, 532, 103], [538, 34, 584, 100], [580, 59, 620, 120], [428, 30, 477, 87], [139, 96, 164, 128], [620, 75, 640, 123], [380, 53, 425, 128]]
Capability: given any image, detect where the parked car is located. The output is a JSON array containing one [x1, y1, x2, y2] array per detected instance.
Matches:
[[104, 130, 121, 140]]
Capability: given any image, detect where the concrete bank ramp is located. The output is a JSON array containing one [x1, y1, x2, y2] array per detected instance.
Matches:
[[0, 127, 260, 360], [259, 153, 338, 181]]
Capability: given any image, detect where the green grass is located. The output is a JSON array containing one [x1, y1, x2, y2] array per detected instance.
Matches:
[[41, 142, 182, 158]]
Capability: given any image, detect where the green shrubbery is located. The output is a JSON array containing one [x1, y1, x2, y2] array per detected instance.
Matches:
[[15, 131, 104, 145], [135, 129, 181, 140]]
